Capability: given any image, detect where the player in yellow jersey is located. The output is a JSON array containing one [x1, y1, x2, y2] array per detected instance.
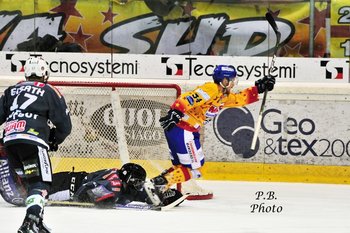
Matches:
[[150, 65, 275, 199]]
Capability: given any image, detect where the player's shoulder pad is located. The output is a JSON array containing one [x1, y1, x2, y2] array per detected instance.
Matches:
[[46, 84, 63, 98], [202, 82, 219, 89], [194, 82, 219, 100]]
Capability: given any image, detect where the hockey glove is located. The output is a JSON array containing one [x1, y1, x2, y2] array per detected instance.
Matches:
[[255, 76, 276, 94], [48, 128, 58, 151], [49, 142, 58, 152], [159, 109, 184, 131]]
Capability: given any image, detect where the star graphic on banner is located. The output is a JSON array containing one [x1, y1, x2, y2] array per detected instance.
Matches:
[[50, 0, 82, 25], [101, 6, 118, 24], [298, 7, 327, 38], [283, 42, 303, 57], [181, 2, 196, 16], [68, 25, 93, 51]]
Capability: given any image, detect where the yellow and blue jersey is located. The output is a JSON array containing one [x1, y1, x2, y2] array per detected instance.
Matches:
[[171, 82, 259, 131]]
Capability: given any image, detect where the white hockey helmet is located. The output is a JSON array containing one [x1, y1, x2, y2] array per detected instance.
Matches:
[[24, 57, 50, 82]]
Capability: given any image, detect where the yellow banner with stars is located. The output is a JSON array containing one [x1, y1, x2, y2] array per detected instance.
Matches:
[[0, 0, 347, 58]]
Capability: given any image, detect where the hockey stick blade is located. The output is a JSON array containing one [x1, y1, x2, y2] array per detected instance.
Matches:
[[115, 194, 189, 211], [265, 12, 281, 50], [120, 194, 190, 211], [160, 194, 190, 211], [265, 12, 278, 34]]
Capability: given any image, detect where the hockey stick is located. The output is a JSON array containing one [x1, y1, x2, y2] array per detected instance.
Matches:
[[46, 200, 158, 210], [46, 194, 189, 211], [250, 12, 281, 150], [160, 194, 189, 210], [114, 193, 189, 211]]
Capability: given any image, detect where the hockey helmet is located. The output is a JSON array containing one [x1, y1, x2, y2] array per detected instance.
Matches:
[[119, 163, 147, 190], [212, 65, 237, 84], [24, 57, 50, 83]]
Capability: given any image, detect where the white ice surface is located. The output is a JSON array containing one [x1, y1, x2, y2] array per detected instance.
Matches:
[[1, 180, 350, 233]]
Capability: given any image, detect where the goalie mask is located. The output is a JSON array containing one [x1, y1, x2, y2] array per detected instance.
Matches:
[[119, 163, 146, 191]]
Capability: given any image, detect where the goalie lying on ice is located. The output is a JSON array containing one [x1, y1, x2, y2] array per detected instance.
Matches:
[[0, 140, 182, 208]]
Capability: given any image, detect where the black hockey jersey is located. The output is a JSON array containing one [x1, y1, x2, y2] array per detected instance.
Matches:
[[0, 81, 72, 149]]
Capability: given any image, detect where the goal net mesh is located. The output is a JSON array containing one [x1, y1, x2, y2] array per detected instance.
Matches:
[[1, 82, 180, 178]]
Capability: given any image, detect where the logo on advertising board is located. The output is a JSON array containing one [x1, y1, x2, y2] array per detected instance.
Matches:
[[5, 53, 25, 72], [214, 106, 350, 162], [3, 52, 139, 77], [320, 60, 343, 79], [90, 100, 169, 147], [60, 97, 173, 158], [5, 53, 43, 73], [213, 107, 259, 158], [161, 57, 183, 76]]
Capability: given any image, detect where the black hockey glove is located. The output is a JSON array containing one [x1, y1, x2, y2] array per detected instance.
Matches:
[[159, 109, 184, 131], [48, 128, 58, 151], [255, 76, 276, 94], [49, 142, 58, 152]]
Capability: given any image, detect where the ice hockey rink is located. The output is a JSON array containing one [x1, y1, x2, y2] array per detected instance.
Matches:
[[1, 180, 350, 233]]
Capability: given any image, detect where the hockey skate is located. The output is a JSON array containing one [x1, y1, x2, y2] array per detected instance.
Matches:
[[180, 179, 213, 200], [18, 214, 51, 233]]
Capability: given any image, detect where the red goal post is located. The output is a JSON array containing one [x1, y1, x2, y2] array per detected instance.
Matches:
[[48, 81, 181, 179]]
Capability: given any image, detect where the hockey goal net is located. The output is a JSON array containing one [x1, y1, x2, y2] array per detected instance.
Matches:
[[47, 81, 180, 178]]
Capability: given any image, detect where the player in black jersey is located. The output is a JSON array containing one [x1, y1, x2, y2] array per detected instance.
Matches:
[[0, 57, 72, 233], [0, 140, 183, 210]]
